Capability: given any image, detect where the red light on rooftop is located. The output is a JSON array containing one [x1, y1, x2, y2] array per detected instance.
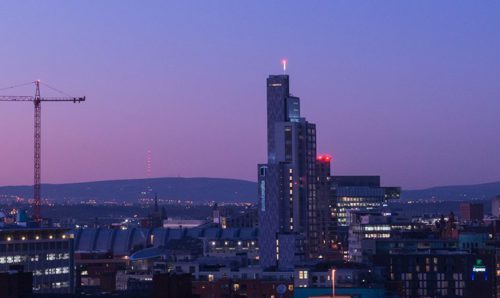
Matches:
[[317, 154, 332, 162]]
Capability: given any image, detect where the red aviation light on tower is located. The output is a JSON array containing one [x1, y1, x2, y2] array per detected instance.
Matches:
[[317, 154, 332, 162]]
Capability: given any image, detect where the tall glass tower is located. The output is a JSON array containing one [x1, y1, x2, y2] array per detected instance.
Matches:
[[258, 74, 318, 270]]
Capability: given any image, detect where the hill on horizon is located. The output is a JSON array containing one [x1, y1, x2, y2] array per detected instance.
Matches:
[[1, 177, 500, 204], [0, 177, 257, 204], [401, 181, 500, 201]]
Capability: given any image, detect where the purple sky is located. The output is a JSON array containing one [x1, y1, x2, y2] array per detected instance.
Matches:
[[1, 1, 499, 190]]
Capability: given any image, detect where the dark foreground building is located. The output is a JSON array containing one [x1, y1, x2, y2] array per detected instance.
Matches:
[[192, 278, 294, 298], [0, 271, 33, 298], [375, 251, 496, 297], [153, 273, 192, 298]]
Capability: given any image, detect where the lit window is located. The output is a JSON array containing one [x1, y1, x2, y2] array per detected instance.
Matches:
[[299, 270, 309, 280]]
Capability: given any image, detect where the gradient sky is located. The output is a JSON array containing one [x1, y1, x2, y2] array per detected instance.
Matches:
[[1, 1, 499, 190]]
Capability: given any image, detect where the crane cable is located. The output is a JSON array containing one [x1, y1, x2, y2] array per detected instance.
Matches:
[[40, 82, 74, 97], [0, 81, 76, 98], [0, 81, 34, 92]]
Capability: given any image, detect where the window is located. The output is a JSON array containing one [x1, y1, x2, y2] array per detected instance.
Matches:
[[299, 270, 308, 280]]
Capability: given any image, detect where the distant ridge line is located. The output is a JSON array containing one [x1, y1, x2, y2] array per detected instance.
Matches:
[[1, 177, 499, 203], [0, 177, 258, 204]]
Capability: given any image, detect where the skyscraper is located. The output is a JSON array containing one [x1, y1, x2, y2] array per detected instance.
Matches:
[[315, 155, 337, 258], [258, 74, 317, 270]]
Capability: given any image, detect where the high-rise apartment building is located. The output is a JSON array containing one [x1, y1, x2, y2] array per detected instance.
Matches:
[[315, 155, 337, 259], [258, 75, 318, 270]]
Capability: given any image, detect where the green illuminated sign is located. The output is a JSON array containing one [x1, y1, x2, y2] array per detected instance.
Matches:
[[473, 259, 486, 273]]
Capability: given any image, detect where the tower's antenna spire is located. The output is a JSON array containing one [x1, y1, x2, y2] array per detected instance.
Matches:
[[281, 59, 287, 74]]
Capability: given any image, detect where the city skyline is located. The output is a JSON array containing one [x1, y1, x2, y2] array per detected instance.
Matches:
[[1, 1, 500, 189]]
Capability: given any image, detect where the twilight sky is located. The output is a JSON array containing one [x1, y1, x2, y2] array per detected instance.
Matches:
[[1, 1, 499, 190]]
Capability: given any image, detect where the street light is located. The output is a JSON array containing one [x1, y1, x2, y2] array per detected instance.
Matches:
[[331, 268, 336, 297]]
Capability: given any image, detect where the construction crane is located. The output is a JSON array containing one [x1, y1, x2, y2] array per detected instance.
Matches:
[[0, 80, 85, 222]]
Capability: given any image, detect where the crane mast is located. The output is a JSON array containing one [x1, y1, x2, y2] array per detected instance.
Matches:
[[34, 81, 42, 221], [0, 81, 85, 223]]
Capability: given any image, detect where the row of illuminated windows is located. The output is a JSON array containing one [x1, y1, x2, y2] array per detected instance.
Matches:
[[33, 266, 70, 276], [337, 202, 380, 208], [362, 226, 391, 231], [33, 281, 70, 291], [0, 253, 69, 264], [410, 288, 462, 297], [338, 203, 380, 209], [339, 196, 382, 202], [52, 281, 70, 288], [46, 253, 70, 261], [364, 233, 390, 239], [399, 272, 464, 282], [415, 280, 462, 288], [339, 197, 379, 202], [391, 225, 414, 230], [0, 255, 29, 264]]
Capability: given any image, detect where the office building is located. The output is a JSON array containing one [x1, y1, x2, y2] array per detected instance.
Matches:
[[258, 74, 318, 269], [0, 227, 74, 294], [330, 176, 400, 258], [332, 176, 399, 227], [347, 212, 419, 263]]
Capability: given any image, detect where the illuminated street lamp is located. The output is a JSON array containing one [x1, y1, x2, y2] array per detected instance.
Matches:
[[331, 268, 336, 297]]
